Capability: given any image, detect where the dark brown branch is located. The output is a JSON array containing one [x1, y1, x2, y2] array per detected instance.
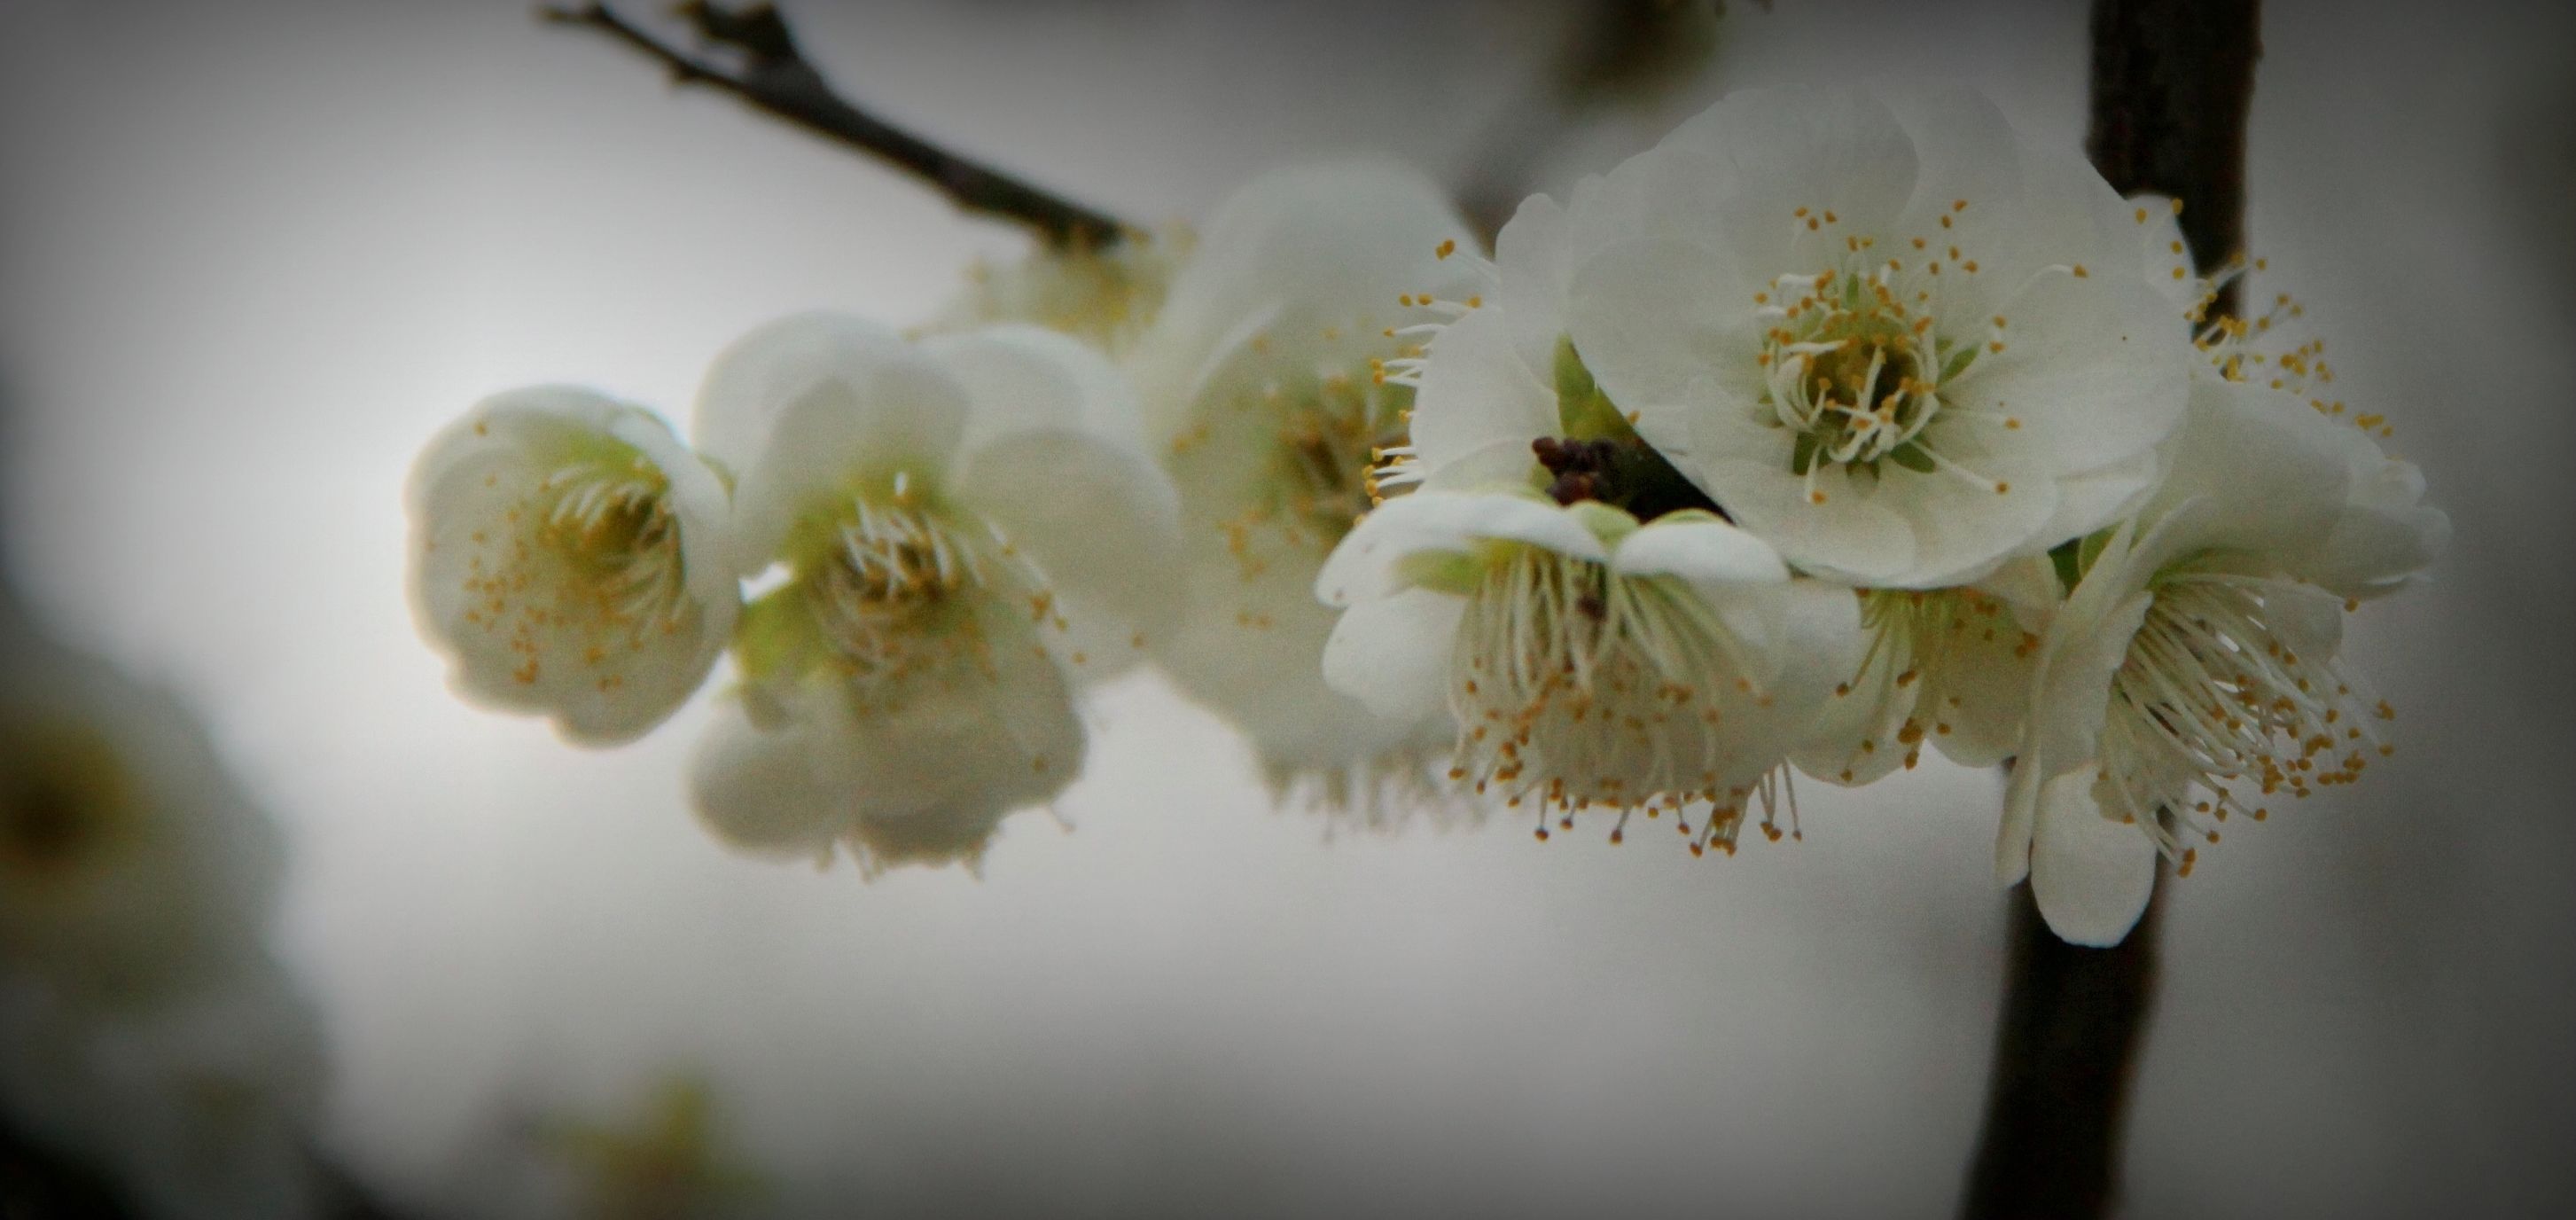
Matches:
[[1959, 869, 2167, 1219], [539, 2, 1129, 248], [2085, 0, 2264, 317], [1959, 6, 2260, 1219]]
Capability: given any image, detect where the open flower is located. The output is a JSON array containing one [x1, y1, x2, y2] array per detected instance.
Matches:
[[687, 315, 1177, 872], [1562, 87, 2194, 590], [1379, 172, 2053, 792], [1318, 491, 1858, 851], [2002, 376, 2447, 944], [1791, 567, 2056, 786], [408, 386, 738, 746], [2, 619, 284, 1012], [1122, 163, 1486, 817]]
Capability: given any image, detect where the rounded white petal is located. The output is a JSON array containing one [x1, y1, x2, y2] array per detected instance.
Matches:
[[1663, 88, 1921, 257], [1944, 267, 2192, 478], [2138, 379, 2353, 569], [1494, 192, 1573, 373], [692, 310, 932, 481], [1320, 587, 1467, 726], [691, 597, 1083, 874], [1159, 161, 1475, 343], [1315, 491, 1604, 607], [952, 426, 1182, 680], [1607, 514, 1790, 587], [924, 324, 1153, 459], [1565, 236, 1769, 416], [688, 692, 851, 865], [2291, 429, 2449, 600], [1409, 303, 1555, 477], [2028, 763, 2160, 947], [727, 343, 973, 567]]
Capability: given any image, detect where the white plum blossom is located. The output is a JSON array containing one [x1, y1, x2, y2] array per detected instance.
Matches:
[[1560, 86, 2195, 590], [1318, 491, 1859, 852], [1373, 157, 2055, 792], [409, 386, 739, 746], [2, 619, 283, 1011], [688, 314, 1178, 872], [1325, 240, 1859, 847], [1122, 163, 1486, 817], [2001, 376, 2447, 944]]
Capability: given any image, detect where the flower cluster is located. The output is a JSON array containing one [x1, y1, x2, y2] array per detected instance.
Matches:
[[410, 316, 1176, 874], [407, 86, 2443, 944], [1315, 87, 2444, 944]]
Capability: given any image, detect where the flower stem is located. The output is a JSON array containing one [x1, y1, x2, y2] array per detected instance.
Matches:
[[538, 3, 1131, 248], [1958, 4, 2259, 1217]]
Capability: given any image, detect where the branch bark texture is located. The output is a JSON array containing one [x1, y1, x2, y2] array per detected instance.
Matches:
[[542, 2, 1129, 247], [1959, 4, 2260, 1218]]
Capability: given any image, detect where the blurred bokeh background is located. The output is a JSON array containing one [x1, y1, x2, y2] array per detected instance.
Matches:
[[3, 0, 2570, 1215]]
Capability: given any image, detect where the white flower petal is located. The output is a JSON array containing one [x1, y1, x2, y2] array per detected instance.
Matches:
[[2139, 379, 2351, 568], [1665, 88, 1920, 255], [1946, 268, 2192, 476], [1495, 192, 1573, 373], [688, 693, 849, 865], [2033, 447, 2163, 556], [2029, 763, 2159, 947], [1565, 235, 1769, 416], [1410, 304, 1557, 475], [923, 324, 1152, 459], [1315, 491, 1604, 606], [1702, 456, 1918, 586], [727, 342, 973, 567], [1144, 161, 1476, 372], [1321, 587, 1467, 726], [2293, 434, 2449, 600], [953, 426, 1182, 679], [692, 311, 933, 481], [1420, 436, 1547, 494], [1608, 515, 1790, 587], [691, 598, 1084, 873]]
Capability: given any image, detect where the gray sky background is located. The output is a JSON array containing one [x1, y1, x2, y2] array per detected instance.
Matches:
[[4, 1, 2572, 1216]]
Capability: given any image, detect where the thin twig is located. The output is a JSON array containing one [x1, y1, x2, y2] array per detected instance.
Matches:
[[1958, 4, 2261, 1218], [539, 2, 1129, 248]]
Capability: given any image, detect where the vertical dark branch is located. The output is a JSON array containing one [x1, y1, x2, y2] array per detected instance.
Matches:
[[1959, 868, 2167, 1219], [1960, 4, 2260, 1219], [2086, 0, 2263, 314]]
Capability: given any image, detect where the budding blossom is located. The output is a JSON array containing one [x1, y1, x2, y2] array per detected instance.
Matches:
[[1123, 163, 1487, 817], [408, 387, 740, 745], [688, 314, 1178, 872]]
